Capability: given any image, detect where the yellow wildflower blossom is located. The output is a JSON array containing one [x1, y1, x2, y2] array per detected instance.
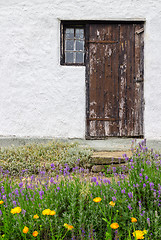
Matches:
[[23, 226, 29, 234], [109, 201, 115, 207], [131, 217, 137, 223], [133, 230, 144, 239], [67, 225, 74, 230], [64, 223, 74, 230], [93, 197, 102, 203], [50, 210, 56, 216], [42, 209, 51, 215], [64, 223, 68, 228], [33, 231, 38, 237], [0, 201, 4, 205], [10, 207, 21, 214], [33, 214, 39, 219], [110, 223, 119, 229]]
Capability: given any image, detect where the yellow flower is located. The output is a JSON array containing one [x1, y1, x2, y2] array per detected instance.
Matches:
[[42, 209, 51, 215], [10, 207, 22, 214], [133, 230, 144, 239], [64, 223, 68, 228], [23, 226, 29, 234], [50, 210, 56, 216], [131, 217, 137, 223], [93, 197, 102, 203], [67, 225, 74, 230], [109, 201, 115, 207], [33, 231, 38, 237], [64, 223, 74, 230], [143, 229, 148, 235], [33, 214, 39, 219], [0, 201, 4, 205], [110, 223, 119, 229]]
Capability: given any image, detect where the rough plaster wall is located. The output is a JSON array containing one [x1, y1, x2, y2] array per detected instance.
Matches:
[[0, 0, 161, 139]]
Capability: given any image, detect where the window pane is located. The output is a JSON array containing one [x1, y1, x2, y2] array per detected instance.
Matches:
[[65, 52, 74, 63], [65, 28, 74, 39], [76, 29, 84, 39], [76, 40, 84, 51], [65, 40, 74, 50], [76, 52, 84, 63]]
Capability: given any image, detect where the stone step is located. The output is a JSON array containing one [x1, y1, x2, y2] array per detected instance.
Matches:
[[88, 151, 132, 172], [91, 162, 129, 173], [91, 151, 132, 165]]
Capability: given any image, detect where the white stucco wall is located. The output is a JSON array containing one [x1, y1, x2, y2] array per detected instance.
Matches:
[[0, 0, 161, 139]]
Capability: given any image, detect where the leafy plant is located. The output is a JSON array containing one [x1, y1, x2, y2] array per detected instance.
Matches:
[[0, 140, 93, 176]]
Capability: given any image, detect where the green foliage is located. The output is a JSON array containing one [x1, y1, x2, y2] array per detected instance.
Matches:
[[0, 140, 160, 239], [0, 140, 93, 176]]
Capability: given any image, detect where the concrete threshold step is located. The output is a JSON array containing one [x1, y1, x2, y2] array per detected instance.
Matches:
[[90, 151, 132, 172]]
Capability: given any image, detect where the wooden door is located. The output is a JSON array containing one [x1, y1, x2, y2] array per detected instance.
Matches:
[[86, 22, 144, 138]]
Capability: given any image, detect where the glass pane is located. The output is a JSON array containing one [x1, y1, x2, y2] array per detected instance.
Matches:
[[76, 29, 84, 39], [76, 40, 84, 51], [65, 52, 74, 63], [65, 28, 74, 39], [76, 52, 84, 63], [65, 40, 74, 50]]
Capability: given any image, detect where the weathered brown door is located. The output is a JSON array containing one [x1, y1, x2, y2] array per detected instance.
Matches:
[[86, 22, 144, 138]]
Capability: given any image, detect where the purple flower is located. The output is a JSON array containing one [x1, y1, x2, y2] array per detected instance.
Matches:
[[91, 177, 97, 182], [107, 180, 111, 184], [40, 171, 46, 176], [2, 195, 6, 200], [121, 189, 125, 194], [13, 201, 16, 206], [19, 182, 23, 188], [139, 173, 142, 177], [140, 211, 145, 216], [9, 193, 12, 198], [128, 192, 133, 199], [1, 186, 5, 194], [112, 196, 117, 202], [31, 175, 34, 181], [113, 167, 116, 173], [103, 179, 108, 184], [39, 190, 44, 197], [95, 181, 99, 186], [57, 187, 60, 191], [50, 177, 54, 183], [145, 175, 148, 180], [149, 182, 154, 188], [51, 163, 55, 168], [128, 205, 132, 210], [0, 210, 2, 215], [22, 209, 26, 216], [143, 183, 146, 188]]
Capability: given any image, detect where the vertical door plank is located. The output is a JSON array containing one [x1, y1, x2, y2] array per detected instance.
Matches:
[[134, 23, 144, 136], [118, 24, 127, 136]]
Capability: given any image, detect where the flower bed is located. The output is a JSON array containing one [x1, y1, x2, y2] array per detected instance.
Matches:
[[0, 140, 160, 239]]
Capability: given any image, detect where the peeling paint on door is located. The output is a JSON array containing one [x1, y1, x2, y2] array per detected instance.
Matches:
[[86, 22, 144, 138]]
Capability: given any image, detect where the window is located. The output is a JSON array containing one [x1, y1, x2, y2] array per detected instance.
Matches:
[[60, 23, 85, 65]]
